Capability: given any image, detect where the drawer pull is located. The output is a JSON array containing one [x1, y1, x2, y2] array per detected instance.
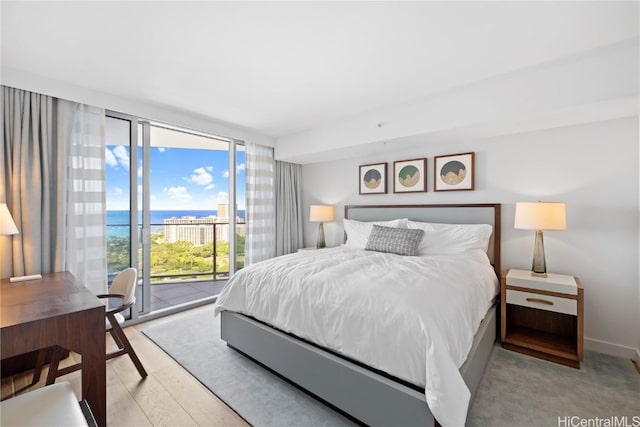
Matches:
[[526, 297, 554, 306]]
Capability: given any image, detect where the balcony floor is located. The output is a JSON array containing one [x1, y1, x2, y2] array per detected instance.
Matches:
[[137, 280, 227, 312]]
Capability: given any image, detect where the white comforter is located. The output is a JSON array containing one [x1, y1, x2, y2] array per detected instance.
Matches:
[[214, 246, 499, 426]]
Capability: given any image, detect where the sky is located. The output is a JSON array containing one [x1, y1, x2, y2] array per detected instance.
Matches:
[[105, 145, 246, 211]]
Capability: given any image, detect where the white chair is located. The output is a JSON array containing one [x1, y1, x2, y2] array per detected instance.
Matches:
[[34, 268, 147, 385], [0, 382, 92, 426]]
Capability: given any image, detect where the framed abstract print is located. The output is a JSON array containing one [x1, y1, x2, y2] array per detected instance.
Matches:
[[393, 158, 426, 193], [359, 162, 387, 194], [434, 152, 475, 191]]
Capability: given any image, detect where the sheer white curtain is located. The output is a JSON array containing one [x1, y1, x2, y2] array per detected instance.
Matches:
[[58, 100, 108, 294], [245, 142, 276, 265], [275, 161, 304, 256]]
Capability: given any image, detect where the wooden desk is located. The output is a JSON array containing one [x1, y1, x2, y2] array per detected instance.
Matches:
[[1, 272, 106, 427]]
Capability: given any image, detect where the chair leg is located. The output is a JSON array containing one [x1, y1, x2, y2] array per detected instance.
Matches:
[[45, 346, 63, 386], [109, 328, 124, 350], [32, 348, 48, 385], [110, 323, 147, 379]]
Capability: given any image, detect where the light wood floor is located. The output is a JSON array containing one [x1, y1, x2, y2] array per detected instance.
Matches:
[[1, 315, 250, 427]]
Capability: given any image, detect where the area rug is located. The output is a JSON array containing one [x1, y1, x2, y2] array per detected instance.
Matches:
[[140, 305, 356, 427], [142, 305, 640, 427], [467, 343, 640, 426]]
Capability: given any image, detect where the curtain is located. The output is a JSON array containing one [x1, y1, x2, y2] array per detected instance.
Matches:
[[58, 100, 108, 294], [275, 161, 303, 256], [1, 86, 107, 294], [245, 142, 275, 265], [1, 86, 65, 278]]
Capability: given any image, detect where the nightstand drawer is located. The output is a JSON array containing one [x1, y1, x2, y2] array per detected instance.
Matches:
[[506, 289, 577, 315], [506, 269, 578, 295]]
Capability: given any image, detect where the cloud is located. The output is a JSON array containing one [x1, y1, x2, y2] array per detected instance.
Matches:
[[205, 166, 213, 172], [217, 192, 229, 203], [208, 191, 229, 205], [157, 147, 166, 153], [204, 184, 215, 191], [222, 164, 243, 178], [112, 145, 130, 170], [188, 167, 213, 186], [105, 148, 118, 168], [109, 187, 123, 196], [163, 186, 192, 202]]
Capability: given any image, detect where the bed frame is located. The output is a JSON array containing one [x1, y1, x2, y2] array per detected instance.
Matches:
[[221, 203, 501, 426]]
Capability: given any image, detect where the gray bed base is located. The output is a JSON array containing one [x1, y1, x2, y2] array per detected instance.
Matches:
[[221, 305, 496, 427]]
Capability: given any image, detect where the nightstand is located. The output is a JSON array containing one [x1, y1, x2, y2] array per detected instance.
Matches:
[[501, 269, 584, 368]]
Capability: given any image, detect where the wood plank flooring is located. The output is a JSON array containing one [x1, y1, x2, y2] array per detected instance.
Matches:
[[1, 314, 249, 427]]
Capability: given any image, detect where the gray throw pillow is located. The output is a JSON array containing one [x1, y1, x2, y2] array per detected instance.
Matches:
[[365, 225, 424, 256]]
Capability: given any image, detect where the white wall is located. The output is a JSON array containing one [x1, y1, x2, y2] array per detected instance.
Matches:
[[302, 117, 639, 358]]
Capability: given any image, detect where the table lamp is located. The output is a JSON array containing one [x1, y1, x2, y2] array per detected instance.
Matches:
[[309, 205, 334, 249], [1, 202, 42, 282], [514, 201, 566, 277], [0, 203, 19, 236]]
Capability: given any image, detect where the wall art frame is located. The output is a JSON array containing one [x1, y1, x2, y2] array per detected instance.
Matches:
[[434, 152, 475, 191], [359, 162, 387, 195], [393, 158, 427, 193]]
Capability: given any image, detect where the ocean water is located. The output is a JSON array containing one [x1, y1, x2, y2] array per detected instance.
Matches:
[[106, 210, 245, 239]]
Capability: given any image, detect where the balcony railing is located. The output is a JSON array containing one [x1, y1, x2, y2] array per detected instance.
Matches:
[[107, 222, 245, 283]]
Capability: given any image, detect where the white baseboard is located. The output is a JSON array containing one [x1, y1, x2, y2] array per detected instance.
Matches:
[[585, 337, 640, 361]]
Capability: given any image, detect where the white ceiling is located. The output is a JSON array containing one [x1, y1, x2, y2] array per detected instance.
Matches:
[[1, 1, 638, 138]]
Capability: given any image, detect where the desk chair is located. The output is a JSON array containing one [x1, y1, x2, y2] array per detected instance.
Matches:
[[0, 382, 96, 426], [33, 268, 147, 385]]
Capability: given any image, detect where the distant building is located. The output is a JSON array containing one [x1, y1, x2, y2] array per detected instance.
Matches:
[[163, 203, 245, 246], [164, 216, 217, 245], [217, 203, 229, 219]]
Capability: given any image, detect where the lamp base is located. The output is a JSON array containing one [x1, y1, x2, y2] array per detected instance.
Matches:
[[316, 222, 326, 249], [530, 271, 548, 278], [531, 229, 547, 277]]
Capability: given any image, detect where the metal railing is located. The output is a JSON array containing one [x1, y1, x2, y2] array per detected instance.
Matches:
[[106, 222, 245, 283]]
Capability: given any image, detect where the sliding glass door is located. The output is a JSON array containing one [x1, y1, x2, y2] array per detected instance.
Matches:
[[105, 113, 245, 317]]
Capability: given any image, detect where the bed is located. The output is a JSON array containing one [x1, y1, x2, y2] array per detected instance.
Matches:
[[215, 203, 501, 426]]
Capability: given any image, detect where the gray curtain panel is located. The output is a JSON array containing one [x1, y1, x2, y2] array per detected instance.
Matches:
[[275, 160, 304, 256], [1, 86, 65, 278]]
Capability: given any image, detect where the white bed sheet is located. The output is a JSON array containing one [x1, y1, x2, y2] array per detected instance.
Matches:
[[214, 246, 499, 426]]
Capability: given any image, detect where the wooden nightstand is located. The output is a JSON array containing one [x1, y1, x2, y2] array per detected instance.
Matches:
[[501, 269, 584, 368]]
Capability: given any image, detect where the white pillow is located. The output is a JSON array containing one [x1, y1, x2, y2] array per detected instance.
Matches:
[[406, 220, 493, 256], [343, 218, 407, 249]]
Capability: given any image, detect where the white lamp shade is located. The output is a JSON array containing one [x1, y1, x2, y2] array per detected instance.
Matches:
[[309, 205, 334, 222], [0, 203, 19, 235], [514, 202, 566, 231]]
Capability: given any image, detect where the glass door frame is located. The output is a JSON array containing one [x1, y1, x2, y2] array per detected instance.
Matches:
[[140, 120, 151, 316], [105, 110, 141, 320]]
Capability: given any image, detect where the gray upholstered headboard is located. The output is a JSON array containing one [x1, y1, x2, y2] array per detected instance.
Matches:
[[344, 203, 501, 277]]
